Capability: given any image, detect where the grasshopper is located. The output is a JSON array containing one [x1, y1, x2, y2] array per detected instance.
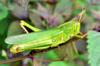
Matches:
[[5, 10, 85, 54]]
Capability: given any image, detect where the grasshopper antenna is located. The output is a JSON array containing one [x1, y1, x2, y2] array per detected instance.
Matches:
[[71, 9, 86, 23], [77, 10, 86, 22]]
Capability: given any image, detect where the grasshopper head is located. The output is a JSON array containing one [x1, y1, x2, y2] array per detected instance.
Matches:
[[71, 10, 85, 35], [10, 45, 22, 54], [57, 10, 85, 36]]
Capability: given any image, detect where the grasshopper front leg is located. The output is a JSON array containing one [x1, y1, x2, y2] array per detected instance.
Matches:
[[20, 20, 41, 33], [75, 32, 87, 39]]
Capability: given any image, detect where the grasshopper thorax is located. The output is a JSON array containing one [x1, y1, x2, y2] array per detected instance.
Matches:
[[58, 19, 80, 36]]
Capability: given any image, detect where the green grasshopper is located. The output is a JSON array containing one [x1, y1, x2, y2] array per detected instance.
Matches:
[[5, 10, 85, 54]]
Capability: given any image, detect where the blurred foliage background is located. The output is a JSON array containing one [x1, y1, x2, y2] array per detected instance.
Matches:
[[0, 0, 100, 66]]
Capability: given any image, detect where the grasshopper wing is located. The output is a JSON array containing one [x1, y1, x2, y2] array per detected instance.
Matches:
[[5, 28, 62, 45]]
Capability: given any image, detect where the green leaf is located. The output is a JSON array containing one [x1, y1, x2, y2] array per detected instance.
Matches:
[[0, 20, 9, 35], [0, 34, 8, 50], [76, 0, 87, 7], [32, 4, 50, 19], [44, 50, 59, 60], [72, 9, 81, 16], [1, 50, 8, 59], [34, 50, 59, 60], [0, 63, 10, 66], [29, 11, 43, 28], [48, 61, 76, 66], [54, 0, 72, 15], [0, 19, 9, 50], [0, 55, 10, 66], [48, 61, 67, 66], [87, 30, 100, 66], [7, 21, 24, 36], [0, 3, 8, 20]]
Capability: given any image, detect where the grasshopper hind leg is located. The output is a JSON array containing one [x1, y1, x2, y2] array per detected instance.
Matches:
[[33, 46, 50, 50], [20, 20, 41, 33]]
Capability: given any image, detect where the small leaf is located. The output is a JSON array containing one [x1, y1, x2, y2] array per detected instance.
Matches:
[[0, 3, 8, 20], [0, 64, 10, 66], [8, 0, 29, 19], [72, 9, 81, 16], [48, 61, 67, 66], [44, 50, 59, 60], [32, 3, 50, 19], [48, 61, 76, 66], [34, 50, 59, 60], [54, 0, 72, 18], [0, 34, 8, 50], [7, 21, 24, 36], [0, 19, 9, 35], [76, 0, 87, 7], [0, 55, 10, 66], [29, 11, 43, 28], [47, 14, 64, 27], [87, 30, 100, 66]]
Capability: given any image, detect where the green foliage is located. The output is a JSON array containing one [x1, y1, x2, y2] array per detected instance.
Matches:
[[48, 61, 67, 66], [34, 50, 59, 61], [0, 20, 9, 35], [0, 0, 99, 66], [87, 31, 100, 66], [0, 19, 9, 50], [0, 64, 9, 66], [0, 55, 10, 66], [0, 3, 8, 20], [76, 0, 87, 7], [48, 61, 76, 66], [7, 21, 24, 36], [44, 50, 59, 60], [54, 0, 72, 15]]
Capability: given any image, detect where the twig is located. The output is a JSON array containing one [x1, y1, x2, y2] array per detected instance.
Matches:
[[0, 55, 62, 64]]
